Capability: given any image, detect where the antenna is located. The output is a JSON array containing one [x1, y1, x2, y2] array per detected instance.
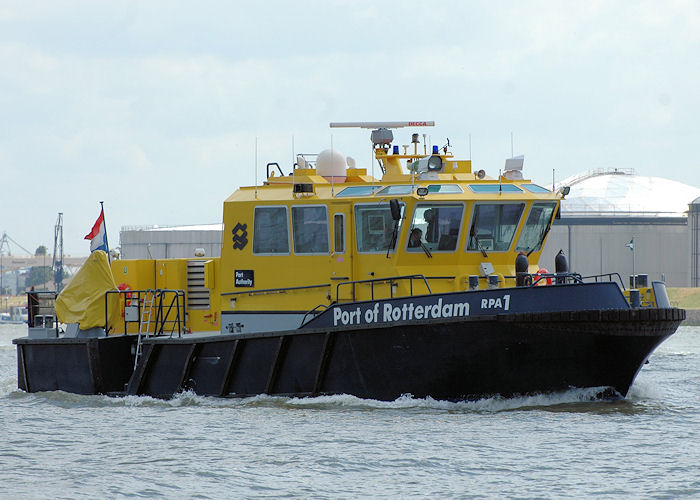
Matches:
[[254, 137, 258, 200], [510, 132, 514, 157], [330, 134, 334, 197], [469, 134, 472, 161], [370, 142, 374, 190]]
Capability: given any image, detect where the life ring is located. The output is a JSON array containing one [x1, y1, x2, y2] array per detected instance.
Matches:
[[534, 268, 552, 286], [117, 283, 133, 316]]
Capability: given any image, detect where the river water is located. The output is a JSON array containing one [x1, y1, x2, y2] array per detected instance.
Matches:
[[1, 323, 698, 499]]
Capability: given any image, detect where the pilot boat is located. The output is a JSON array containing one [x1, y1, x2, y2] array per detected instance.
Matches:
[[13, 121, 685, 401]]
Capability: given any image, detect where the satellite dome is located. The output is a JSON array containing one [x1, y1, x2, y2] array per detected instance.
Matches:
[[316, 149, 347, 183]]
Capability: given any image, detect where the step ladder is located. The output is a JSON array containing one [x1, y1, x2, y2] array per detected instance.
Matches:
[[134, 290, 157, 371]]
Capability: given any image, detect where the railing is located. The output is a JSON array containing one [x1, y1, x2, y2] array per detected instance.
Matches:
[[504, 272, 583, 287], [105, 289, 186, 337], [578, 272, 626, 290], [301, 303, 330, 326], [27, 291, 58, 328], [503, 272, 626, 289], [222, 283, 330, 297], [336, 275, 456, 302]]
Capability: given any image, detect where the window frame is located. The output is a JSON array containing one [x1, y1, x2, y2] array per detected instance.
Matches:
[[291, 204, 331, 255], [426, 184, 464, 194], [336, 185, 384, 198], [464, 201, 526, 253], [252, 205, 291, 255], [405, 202, 466, 253], [353, 201, 405, 254], [333, 213, 345, 254], [376, 185, 414, 196], [522, 183, 552, 193], [514, 201, 558, 253], [467, 184, 523, 193]]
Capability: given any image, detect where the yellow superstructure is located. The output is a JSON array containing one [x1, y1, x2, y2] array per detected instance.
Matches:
[[108, 122, 564, 334]]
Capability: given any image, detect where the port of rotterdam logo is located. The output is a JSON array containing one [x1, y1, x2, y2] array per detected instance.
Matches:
[[232, 222, 248, 250]]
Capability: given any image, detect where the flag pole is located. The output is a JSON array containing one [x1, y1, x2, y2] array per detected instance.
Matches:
[[100, 201, 111, 263], [631, 235, 635, 288]]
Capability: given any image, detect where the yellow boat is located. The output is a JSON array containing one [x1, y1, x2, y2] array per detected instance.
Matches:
[[14, 121, 685, 401]]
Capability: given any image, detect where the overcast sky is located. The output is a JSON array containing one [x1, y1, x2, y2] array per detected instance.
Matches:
[[1, 1, 699, 256]]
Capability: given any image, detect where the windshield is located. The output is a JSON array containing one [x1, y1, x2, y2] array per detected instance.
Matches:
[[354, 203, 404, 253], [467, 203, 525, 252], [515, 202, 557, 252], [407, 203, 463, 252]]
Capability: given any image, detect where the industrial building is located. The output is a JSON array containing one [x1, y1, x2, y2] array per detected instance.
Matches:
[[120, 224, 222, 260], [541, 169, 700, 287], [119, 169, 700, 287]]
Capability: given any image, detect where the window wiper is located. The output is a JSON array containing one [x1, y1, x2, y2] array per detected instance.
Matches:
[[469, 223, 488, 257], [420, 241, 433, 258], [386, 221, 399, 258], [527, 221, 552, 257]]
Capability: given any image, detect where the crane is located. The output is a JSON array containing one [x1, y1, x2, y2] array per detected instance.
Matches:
[[53, 213, 64, 293], [0, 232, 34, 296]]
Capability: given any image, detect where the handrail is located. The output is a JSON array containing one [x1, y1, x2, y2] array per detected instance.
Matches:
[[266, 162, 285, 178], [301, 303, 331, 327], [579, 272, 626, 290], [336, 274, 439, 302], [153, 289, 186, 337], [503, 271, 627, 289], [105, 288, 186, 336], [222, 283, 330, 297], [504, 272, 583, 287]]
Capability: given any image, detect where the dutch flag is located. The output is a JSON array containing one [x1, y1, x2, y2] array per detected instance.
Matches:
[[85, 209, 108, 253]]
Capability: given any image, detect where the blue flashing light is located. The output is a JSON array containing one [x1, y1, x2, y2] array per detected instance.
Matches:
[[392, 145, 399, 154], [432, 145, 439, 154]]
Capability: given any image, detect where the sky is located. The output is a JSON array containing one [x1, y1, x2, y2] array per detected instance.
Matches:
[[1, 0, 699, 256]]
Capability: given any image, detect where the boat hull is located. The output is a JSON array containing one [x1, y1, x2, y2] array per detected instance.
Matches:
[[14, 308, 684, 400]]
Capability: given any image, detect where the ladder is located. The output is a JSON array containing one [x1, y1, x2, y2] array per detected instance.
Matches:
[[134, 290, 157, 371]]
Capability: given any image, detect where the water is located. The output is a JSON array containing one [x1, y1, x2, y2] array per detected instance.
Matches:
[[1, 323, 698, 499]]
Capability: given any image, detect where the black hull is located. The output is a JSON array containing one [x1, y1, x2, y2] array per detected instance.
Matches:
[[14, 308, 684, 401]]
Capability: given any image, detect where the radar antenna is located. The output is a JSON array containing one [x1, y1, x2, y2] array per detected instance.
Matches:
[[329, 122, 436, 174], [329, 121, 435, 129]]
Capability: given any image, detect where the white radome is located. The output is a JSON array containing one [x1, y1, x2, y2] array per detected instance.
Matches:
[[316, 149, 347, 183]]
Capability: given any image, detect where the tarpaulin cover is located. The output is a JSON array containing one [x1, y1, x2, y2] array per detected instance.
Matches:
[[55, 250, 121, 330]]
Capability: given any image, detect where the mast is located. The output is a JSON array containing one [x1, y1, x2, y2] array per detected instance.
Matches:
[[52, 213, 64, 293]]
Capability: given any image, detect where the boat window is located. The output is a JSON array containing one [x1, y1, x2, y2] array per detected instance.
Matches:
[[354, 203, 404, 253], [336, 186, 383, 197], [427, 184, 464, 194], [253, 206, 290, 254], [292, 205, 329, 254], [334, 213, 345, 254], [377, 185, 413, 195], [466, 203, 525, 252], [515, 202, 557, 252], [467, 184, 523, 193], [407, 203, 464, 252], [522, 183, 551, 193]]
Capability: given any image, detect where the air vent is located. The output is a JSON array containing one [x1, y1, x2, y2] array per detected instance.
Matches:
[[187, 260, 210, 310], [293, 183, 314, 193]]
